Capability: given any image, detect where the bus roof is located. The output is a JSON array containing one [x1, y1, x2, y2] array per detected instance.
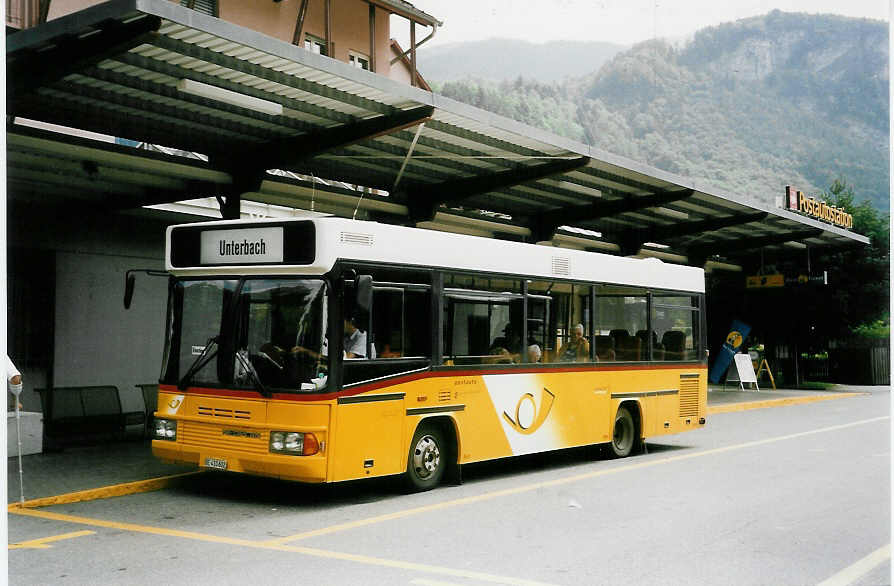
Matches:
[[166, 217, 705, 293]]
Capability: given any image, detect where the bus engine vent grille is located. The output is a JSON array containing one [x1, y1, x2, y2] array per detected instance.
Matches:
[[198, 406, 252, 420], [340, 232, 374, 246], [679, 376, 700, 418], [551, 256, 571, 276]]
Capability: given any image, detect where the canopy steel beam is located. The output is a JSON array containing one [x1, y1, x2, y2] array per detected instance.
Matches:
[[14, 96, 229, 154], [686, 228, 824, 260], [529, 188, 695, 243], [7, 15, 162, 112], [402, 156, 591, 223], [228, 106, 435, 172], [611, 211, 769, 255]]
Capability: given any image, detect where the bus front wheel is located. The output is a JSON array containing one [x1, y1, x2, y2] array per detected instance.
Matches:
[[405, 423, 446, 491], [611, 406, 637, 458]]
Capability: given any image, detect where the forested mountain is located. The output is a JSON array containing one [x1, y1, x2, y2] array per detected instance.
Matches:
[[418, 39, 626, 83], [428, 11, 889, 211]]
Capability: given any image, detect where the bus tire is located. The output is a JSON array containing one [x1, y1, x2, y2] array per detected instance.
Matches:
[[611, 406, 637, 458], [405, 422, 447, 492]]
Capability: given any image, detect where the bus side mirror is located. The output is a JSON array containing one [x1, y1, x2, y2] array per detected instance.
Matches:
[[124, 272, 136, 309], [123, 269, 167, 309], [355, 275, 372, 314]]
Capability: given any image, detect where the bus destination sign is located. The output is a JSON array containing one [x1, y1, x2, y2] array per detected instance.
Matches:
[[785, 185, 853, 229], [200, 227, 284, 265]]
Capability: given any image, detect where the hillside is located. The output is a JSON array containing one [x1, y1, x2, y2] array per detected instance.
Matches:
[[427, 12, 889, 211], [417, 38, 626, 83]]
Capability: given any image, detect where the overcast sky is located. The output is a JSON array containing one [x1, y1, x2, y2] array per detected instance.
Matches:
[[392, 1, 889, 47]]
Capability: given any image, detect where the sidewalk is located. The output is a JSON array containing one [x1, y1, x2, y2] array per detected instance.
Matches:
[[7, 385, 887, 504]]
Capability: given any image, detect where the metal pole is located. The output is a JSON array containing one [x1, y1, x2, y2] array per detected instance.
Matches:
[[14, 399, 25, 504]]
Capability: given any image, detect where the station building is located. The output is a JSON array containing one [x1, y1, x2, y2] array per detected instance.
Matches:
[[4, 0, 871, 448]]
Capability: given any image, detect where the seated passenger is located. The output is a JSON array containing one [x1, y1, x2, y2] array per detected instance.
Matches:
[[557, 324, 591, 362], [344, 318, 376, 359], [527, 343, 542, 363]]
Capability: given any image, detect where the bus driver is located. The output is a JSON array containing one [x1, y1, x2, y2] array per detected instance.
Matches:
[[343, 318, 376, 359]]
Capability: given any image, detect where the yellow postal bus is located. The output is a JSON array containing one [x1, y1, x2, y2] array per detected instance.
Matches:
[[146, 217, 707, 490]]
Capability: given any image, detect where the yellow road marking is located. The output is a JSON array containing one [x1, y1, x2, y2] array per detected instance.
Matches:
[[7, 416, 886, 584], [9, 530, 95, 550], [817, 543, 891, 586], [265, 415, 890, 545], [8, 508, 555, 586], [707, 392, 865, 415], [7, 471, 202, 510]]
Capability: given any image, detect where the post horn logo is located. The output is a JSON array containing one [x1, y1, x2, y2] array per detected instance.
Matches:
[[502, 387, 556, 435], [725, 331, 743, 349], [168, 398, 182, 409]]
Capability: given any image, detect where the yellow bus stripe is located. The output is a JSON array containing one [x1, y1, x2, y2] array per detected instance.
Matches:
[[8, 508, 556, 586], [265, 415, 889, 545], [706, 392, 865, 414], [9, 530, 95, 549], [7, 471, 202, 510]]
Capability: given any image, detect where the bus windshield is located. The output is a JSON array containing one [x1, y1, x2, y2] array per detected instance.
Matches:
[[161, 278, 329, 393]]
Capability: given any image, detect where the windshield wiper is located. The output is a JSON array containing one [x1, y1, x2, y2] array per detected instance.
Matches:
[[236, 349, 271, 398], [178, 335, 219, 390]]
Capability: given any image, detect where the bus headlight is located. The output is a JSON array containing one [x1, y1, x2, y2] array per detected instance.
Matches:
[[269, 431, 319, 456], [154, 419, 177, 441]]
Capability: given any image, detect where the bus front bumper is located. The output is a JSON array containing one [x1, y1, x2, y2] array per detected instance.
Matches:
[[153, 440, 328, 483]]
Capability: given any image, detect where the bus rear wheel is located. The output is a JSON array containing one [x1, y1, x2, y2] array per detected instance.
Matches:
[[405, 423, 446, 492], [611, 406, 636, 458]]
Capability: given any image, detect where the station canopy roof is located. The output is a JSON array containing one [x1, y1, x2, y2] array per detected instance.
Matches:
[[6, 0, 868, 268]]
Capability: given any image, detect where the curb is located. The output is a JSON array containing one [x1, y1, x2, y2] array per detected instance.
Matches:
[[707, 392, 866, 415], [8, 471, 202, 510]]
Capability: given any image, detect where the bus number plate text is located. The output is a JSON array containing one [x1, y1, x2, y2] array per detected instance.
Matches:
[[204, 457, 227, 470]]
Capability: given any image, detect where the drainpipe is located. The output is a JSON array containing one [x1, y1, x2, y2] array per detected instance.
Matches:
[[390, 20, 438, 86]]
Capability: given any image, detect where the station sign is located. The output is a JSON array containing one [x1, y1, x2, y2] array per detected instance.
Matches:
[[785, 186, 853, 229]]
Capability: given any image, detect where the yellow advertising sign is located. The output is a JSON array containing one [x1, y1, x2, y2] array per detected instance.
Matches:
[[746, 274, 784, 289]]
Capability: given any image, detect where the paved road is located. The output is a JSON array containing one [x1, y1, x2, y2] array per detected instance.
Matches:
[[9, 391, 891, 585]]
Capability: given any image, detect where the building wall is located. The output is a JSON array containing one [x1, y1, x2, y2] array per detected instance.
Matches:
[[280, 0, 391, 75], [7, 204, 169, 417], [43, 0, 398, 79], [53, 250, 167, 415]]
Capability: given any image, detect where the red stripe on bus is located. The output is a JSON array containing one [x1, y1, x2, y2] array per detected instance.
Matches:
[[158, 362, 706, 403]]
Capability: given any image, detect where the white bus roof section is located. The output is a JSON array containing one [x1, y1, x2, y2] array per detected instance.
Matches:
[[7, 0, 869, 268], [166, 217, 706, 294]]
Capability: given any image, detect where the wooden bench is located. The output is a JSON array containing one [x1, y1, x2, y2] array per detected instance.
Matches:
[[37, 386, 145, 446]]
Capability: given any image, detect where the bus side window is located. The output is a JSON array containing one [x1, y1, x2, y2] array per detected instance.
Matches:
[[652, 295, 699, 361], [594, 286, 648, 361], [372, 288, 431, 359]]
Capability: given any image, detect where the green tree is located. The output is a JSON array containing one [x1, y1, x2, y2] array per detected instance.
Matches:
[[821, 178, 890, 338]]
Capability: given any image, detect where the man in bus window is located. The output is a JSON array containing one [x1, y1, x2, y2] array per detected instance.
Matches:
[[344, 318, 376, 359], [557, 324, 591, 362]]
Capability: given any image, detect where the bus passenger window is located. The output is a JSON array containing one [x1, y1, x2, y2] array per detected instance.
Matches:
[[652, 296, 700, 361], [443, 273, 523, 365], [594, 286, 648, 361]]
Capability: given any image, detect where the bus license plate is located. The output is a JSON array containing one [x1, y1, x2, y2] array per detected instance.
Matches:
[[204, 457, 227, 470]]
